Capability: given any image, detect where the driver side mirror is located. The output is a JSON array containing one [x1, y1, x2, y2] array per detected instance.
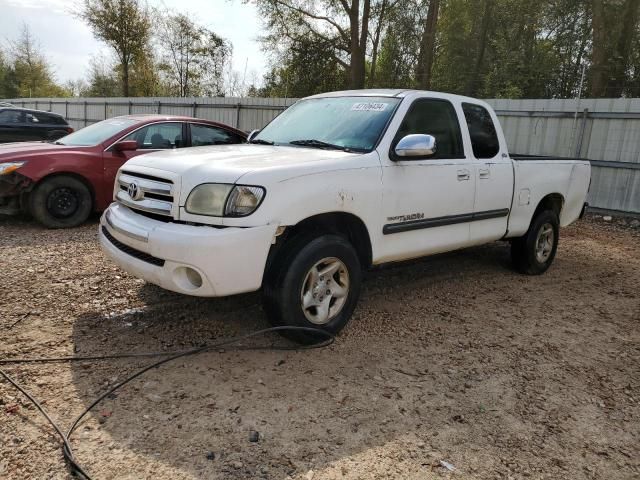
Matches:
[[394, 134, 436, 158], [113, 140, 138, 152], [247, 129, 260, 142]]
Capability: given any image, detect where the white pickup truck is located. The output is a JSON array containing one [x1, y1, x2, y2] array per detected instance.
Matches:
[[99, 90, 590, 343]]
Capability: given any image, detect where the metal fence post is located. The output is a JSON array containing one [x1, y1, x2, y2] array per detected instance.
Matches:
[[192, 102, 197, 117], [104, 101, 108, 120], [35, 100, 38, 111], [128, 100, 132, 115], [235, 103, 242, 129], [65, 101, 68, 119], [49, 100, 52, 112], [575, 108, 589, 158], [157, 100, 161, 114], [84, 101, 88, 126]]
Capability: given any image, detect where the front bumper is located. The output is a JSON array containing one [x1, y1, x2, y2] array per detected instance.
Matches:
[[99, 203, 278, 297]]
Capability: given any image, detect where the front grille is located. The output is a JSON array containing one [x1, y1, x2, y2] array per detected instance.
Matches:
[[102, 226, 165, 267], [117, 171, 175, 219]]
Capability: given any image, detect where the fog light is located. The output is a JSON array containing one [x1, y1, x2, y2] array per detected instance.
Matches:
[[173, 266, 203, 290]]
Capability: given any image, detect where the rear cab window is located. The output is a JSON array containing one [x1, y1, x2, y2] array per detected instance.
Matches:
[[462, 103, 500, 158]]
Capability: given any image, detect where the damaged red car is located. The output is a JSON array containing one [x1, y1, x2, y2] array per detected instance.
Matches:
[[0, 115, 246, 228]]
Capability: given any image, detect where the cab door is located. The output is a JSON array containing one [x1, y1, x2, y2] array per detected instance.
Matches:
[[461, 102, 514, 244], [377, 98, 476, 263]]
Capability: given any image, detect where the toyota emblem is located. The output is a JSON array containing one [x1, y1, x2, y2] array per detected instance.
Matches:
[[127, 182, 143, 201]]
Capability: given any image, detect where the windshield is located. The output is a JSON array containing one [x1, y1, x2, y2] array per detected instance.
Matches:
[[254, 96, 401, 152], [56, 118, 138, 146]]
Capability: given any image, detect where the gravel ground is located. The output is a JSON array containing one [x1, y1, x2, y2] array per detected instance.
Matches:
[[0, 213, 638, 480]]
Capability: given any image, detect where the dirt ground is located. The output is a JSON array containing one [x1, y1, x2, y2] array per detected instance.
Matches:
[[0, 213, 638, 480]]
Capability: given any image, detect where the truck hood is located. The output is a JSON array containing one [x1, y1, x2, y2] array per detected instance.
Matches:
[[123, 144, 359, 184]]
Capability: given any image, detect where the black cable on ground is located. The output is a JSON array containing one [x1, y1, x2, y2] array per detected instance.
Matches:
[[0, 326, 334, 480]]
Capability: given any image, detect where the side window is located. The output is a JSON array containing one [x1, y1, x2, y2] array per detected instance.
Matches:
[[26, 113, 40, 123], [123, 122, 184, 149], [393, 99, 463, 159], [0, 110, 24, 123], [191, 124, 241, 146], [462, 103, 500, 159], [34, 113, 61, 124]]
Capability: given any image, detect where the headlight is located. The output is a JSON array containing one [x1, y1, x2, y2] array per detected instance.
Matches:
[[185, 184, 265, 217], [0, 161, 26, 175]]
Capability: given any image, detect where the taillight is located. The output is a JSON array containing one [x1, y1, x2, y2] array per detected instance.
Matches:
[[66, 127, 74, 134]]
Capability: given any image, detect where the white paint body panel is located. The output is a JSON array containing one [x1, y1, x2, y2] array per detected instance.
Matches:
[[99, 90, 591, 297]]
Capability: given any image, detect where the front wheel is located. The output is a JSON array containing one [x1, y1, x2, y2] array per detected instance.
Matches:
[[263, 234, 362, 344], [511, 210, 559, 275], [30, 175, 93, 228]]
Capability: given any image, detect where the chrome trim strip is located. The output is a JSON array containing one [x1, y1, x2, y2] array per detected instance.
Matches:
[[104, 209, 149, 243], [118, 174, 173, 196], [116, 190, 172, 216]]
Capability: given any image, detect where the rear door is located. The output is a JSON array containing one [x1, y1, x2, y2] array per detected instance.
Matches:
[[23, 112, 48, 141], [102, 122, 186, 205], [462, 102, 514, 243]]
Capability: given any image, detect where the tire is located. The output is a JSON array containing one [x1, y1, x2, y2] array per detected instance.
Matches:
[[511, 209, 559, 275], [30, 176, 92, 228], [263, 233, 362, 344]]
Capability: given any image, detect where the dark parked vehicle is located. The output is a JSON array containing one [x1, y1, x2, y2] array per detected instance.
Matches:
[[0, 107, 73, 143], [0, 115, 247, 228]]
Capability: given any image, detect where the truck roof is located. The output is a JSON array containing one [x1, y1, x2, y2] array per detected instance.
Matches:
[[307, 89, 490, 106]]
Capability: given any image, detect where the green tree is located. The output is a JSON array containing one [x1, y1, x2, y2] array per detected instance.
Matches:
[[258, 36, 347, 97], [79, 0, 152, 96], [83, 55, 120, 96], [157, 12, 230, 97], [8, 24, 68, 97]]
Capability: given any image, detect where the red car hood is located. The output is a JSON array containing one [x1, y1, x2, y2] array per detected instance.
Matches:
[[0, 142, 89, 161]]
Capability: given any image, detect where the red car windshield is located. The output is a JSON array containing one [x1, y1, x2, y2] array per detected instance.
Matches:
[[55, 118, 138, 146]]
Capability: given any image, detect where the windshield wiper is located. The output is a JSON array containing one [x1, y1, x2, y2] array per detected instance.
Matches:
[[289, 139, 361, 153], [53, 141, 65, 145], [249, 138, 274, 145]]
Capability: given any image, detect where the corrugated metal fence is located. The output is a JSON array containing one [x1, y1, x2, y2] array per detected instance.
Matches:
[[4, 96, 640, 214]]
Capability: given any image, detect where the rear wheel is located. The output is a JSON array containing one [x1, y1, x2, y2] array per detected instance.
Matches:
[[511, 209, 559, 275], [263, 234, 362, 344], [30, 176, 92, 228]]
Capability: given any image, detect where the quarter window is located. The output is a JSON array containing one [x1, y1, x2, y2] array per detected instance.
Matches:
[[462, 103, 500, 158], [123, 122, 184, 149], [393, 99, 463, 159]]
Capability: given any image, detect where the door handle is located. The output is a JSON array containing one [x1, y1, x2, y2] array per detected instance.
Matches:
[[479, 168, 490, 179], [457, 169, 470, 181]]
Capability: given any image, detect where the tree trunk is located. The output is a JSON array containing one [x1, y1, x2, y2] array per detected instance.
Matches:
[[465, 0, 493, 96], [348, 0, 369, 89], [608, 0, 640, 97], [122, 60, 130, 97], [416, 0, 440, 90], [590, 0, 607, 97], [369, 0, 387, 87]]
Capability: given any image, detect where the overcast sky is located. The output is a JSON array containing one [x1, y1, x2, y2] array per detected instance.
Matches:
[[1, 0, 268, 85]]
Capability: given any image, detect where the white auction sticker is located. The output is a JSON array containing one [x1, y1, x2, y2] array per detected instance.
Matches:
[[351, 102, 388, 112]]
